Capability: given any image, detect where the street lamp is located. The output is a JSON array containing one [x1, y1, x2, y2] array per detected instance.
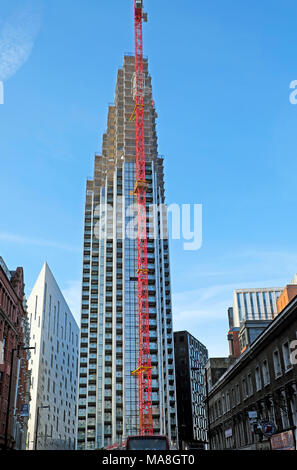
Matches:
[[4, 346, 35, 450], [34, 405, 50, 450]]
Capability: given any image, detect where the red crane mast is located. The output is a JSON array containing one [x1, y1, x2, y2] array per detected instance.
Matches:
[[131, 0, 153, 435]]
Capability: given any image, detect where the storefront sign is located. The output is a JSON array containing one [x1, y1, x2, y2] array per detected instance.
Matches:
[[270, 431, 295, 450]]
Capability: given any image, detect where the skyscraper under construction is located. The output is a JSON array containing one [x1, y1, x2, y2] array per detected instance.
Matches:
[[77, 55, 178, 449]]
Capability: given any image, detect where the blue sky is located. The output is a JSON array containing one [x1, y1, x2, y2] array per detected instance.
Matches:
[[0, 0, 297, 356]]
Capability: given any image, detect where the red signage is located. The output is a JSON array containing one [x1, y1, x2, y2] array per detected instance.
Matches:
[[270, 431, 295, 450]]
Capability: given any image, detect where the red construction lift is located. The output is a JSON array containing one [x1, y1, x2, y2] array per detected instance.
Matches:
[[130, 0, 153, 436]]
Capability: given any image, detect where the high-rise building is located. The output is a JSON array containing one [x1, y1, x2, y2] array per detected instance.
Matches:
[[174, 331, 208, 450], [231, 288, 283, 354], [77, 55, 178, 450], [232, 288, 283, 327], [26, 263, 79, 450], [0, 257, 30, 450]]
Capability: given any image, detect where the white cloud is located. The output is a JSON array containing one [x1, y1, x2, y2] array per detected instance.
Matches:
[[62, 280, 81, 326], [171, 269, 292, 355], [172, 273, 288, 325], [172, 285, 233, 356], [0, 2, 42, 81], [172, 283, 235, 327]]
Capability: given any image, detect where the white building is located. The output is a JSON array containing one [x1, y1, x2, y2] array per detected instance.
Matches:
[[232, 287, 283, 327], [26, 262, 79, 450]]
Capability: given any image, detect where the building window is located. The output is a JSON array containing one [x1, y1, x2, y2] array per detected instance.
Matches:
[[256, 292, 261, 317], [242, 378, 248, 399], [222, 395, 226, 414], [231, 388, 236, 408], [280, 390, 290, 429], [273, 349, 282, 378], [247, 373, 253, 396], [250, 293, 255, 317], [243, 293, 248, 315], [255, 366, 262, 391], [1, 338, 5, 363], [282, 340, 293, 372], [269, 292, 274, 315], [262, 359, 270, 386], [236, 384, 240, 405], [262, 292, 268, 318], [218, 399, 222, 416], [237, 294, 242, 322], [215, 402, 218, 419], [226, 393, 231, 411]]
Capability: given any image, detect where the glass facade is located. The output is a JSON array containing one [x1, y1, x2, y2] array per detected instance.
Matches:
[[234, 289, 283, 326], [77, 56, 178, 450]]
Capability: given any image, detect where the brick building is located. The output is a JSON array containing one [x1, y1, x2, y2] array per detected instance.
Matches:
[[227, 307, 240, 358], [207, 294, 297, 450], [277, 284, 297, 314], [0, 257, 30, 449]]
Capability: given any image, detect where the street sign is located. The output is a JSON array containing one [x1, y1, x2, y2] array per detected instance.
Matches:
[[20, 403, 29, 417], [248, 411, 258, 419], [248, 411, 258, 424], [225, 428, 232, 438], [261, 421, 276, 438]]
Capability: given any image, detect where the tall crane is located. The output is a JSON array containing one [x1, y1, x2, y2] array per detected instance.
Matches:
[[130, 0, 153, 436]]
